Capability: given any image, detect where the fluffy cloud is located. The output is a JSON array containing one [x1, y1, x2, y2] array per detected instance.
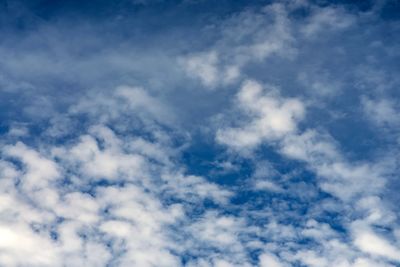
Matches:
[[0, 86, 237, 266], [216, 80, 305, 149], [259, 252, 285, 267], [1, 0, 399, 266], [353, 229, 400, 261], [215, 77, 400, 265]]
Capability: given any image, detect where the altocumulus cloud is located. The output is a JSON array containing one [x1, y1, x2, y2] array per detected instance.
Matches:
[[0, 0, 400, 266]]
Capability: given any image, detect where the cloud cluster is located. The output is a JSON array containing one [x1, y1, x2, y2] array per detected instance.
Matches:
[[216, 80, 305, 149], [0, 87, 236, 267], [181, 3, 294, 88], [1, 0, 400, 266]]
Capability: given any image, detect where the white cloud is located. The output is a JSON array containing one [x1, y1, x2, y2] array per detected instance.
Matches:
[[281, 129, 387, 201], [0, 84, 240, 266], [1, 1, 399, 266], [362, 97, 400, 129], [216, 80, 305, 150], [70, 85, 175, 127], [0, 132, 235, 266], [3, 142, 60, 191], [214, 76, 400, 265], [301, 6, 355, 38], [0, 223, 60, 267], [190, 212, 242, 246], [182, 3, 295, 89], [182, 51, 219, 87], [254, 180, 283, 192], [352, 258, 396, 267], [353, 228, 400, 262], [161, 173, 232, 204], [6, 123, 29, 137], [60, 133, 146, 181], [259, 252, 285, 267], [181, 51, 240, 88]]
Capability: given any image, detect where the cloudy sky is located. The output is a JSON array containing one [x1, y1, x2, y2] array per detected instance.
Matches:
[[0, 0, 400, 266]]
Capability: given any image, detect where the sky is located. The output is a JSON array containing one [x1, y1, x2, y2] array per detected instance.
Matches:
[[0, 0, 400, 266]]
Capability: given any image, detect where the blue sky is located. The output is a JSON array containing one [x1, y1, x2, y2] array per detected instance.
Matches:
[[0, 0, 400, 266]]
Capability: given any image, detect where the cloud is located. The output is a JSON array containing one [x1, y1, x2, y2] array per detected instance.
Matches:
[[216, 80, 305, 150], [1, 0, 400, 266], [0, 223, 60, 267], [362, 97, 400, 129], [181, 3, 295, 89], [259, 252, 286, 267], [214, 75, 400, 265], [0, 83, 240, 266], [181, 51, 240, 88], [280, 129, 387, 200], [353, 227, 400, 262], [301, 6, 355, 38]]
